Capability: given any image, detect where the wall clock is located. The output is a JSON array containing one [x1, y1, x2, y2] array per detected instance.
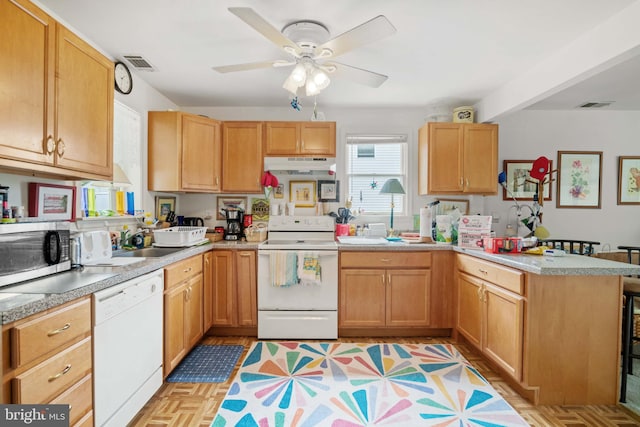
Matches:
[[114, 61, 133, 94]]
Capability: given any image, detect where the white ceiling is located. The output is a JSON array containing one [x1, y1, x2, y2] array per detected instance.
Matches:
[[35, 0, 640, 113]]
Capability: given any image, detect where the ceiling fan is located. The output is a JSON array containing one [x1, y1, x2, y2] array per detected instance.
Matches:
[[212, 7, 396, 96]]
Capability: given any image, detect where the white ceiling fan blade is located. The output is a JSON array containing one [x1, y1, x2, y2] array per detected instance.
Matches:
[[317, 15, 396, 59], [228, 7, 301, 57], [212, 60, 292, 73], [324, 61, 388, 87]]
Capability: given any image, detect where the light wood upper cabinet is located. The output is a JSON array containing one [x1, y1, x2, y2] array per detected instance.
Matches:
[[419, 122, 497, 195], [148, 111, 222, 192], [264, 121, 336, 156], [222, 122, 263, 193], [0, 0, 113, 180]]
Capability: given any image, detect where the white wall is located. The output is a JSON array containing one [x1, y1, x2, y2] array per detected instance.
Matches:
[[485, 109, 640, 250]]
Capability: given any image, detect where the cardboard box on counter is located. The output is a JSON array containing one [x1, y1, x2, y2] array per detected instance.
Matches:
[[458, 215, 492, 249]]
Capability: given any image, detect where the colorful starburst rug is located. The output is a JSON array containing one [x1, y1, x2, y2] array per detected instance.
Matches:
[[212, 341, 528, 426]]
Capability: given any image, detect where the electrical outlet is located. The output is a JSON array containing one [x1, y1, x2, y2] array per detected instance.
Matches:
[[490, 212, 501, 223], [204, 210, 213, 220]]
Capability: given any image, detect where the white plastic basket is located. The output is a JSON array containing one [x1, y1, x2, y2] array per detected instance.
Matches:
[[153, 226, 207, 247]]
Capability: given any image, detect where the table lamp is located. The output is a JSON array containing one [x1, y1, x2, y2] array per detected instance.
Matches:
[[379, 178, 405, 236]]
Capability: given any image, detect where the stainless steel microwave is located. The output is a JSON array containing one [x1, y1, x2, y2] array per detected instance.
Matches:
[[0, 221, 71, 287]]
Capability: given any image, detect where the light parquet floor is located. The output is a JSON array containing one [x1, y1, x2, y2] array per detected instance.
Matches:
[[129, 336, 640, 427]]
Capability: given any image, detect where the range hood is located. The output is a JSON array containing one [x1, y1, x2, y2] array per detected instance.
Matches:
[[264, 157, 336, 174]]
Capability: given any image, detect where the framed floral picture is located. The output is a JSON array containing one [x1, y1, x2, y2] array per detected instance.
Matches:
[[502, 160, 552, 201], [618, 156, 640, 205], [290, 180, 316, 207], [556, 151, 603, 209]]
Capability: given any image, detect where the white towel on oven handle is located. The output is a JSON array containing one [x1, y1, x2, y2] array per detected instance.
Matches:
[[298, 251, 321, 286], [270, 252, 298, 287]]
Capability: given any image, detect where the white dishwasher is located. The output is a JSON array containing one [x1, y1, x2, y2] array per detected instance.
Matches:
[[93, 269, 164, 427]]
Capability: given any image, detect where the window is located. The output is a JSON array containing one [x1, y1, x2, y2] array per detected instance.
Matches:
[[345, 134, 408, 215]]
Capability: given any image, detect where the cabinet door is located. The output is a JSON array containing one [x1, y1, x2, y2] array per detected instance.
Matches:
[[55, 25, 113, 179], [211, 251, 235, 326], [339, 269, 385, 327], [483, 282, 523, 380], [264, 122, 299, 155], [463, 124, 498, 194], [181, 115, 221, 191], [203, 252, 213, 331], [163, 284, 186, 376], [185, 275, 204, 349], [426, 123, 464, 193], [235, 251, 257, 326], [456, 272, 483, 349], [222, 122, 263, 192], [300, 122, 336, 156], [0, 0, 55, 165], [386, 269, 431, 327]]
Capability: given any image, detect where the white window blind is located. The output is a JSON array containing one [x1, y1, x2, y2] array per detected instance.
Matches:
[[345, 134, 408, 215]]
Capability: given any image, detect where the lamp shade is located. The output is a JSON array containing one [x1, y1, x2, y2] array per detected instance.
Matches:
[[379, 178, 405, 195]]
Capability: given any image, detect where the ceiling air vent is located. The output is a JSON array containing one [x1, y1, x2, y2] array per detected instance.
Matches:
[[578, 101, 613, 108], [123, 55, 156, 71]]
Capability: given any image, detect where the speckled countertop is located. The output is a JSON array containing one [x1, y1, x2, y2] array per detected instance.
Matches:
[[454, 246, 640, 276], [3, 239, 638, 324]]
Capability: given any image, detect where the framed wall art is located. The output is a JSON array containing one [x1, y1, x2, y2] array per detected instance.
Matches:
[[618, 156, 640, 205], [436, 198, 469, 215], [502, 159, 552, 201], [290, 180, 316, 207], [28, 183, 77, 220], [155, 196, 176, 221], [216, 197, 247, 220], [273, 184, 284, 199], [556, 151, 603, 209], [317, 180, 339, 202]]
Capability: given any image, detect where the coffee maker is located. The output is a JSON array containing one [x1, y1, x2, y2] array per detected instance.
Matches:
[[222, 208, 244, 241]]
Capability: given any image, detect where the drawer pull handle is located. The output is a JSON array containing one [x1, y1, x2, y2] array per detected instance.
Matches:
[[478, 268, 488, 275], [48, 323, 71, 336], [183, 267, 192, 273], [48, 364, 71, 382], [240, 253, 251, 257], [380, 258, 391, 262], [381, 274, 385, 285]]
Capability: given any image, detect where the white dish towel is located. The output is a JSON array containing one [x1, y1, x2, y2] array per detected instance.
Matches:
[[297, 252, 321, 286], [269, 252, 298, 287]]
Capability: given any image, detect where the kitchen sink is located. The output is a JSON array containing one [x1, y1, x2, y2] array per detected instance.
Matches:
[[113, 247, 184, 258]]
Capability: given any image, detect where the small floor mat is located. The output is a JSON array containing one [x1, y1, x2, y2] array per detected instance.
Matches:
[[166, 345, 244, 383]]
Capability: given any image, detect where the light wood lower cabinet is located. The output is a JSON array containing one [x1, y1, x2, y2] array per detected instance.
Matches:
[[163, 254, 204, 377], [456, 253, 621, 405], [339, 252, 432, 331], [1, 297, 93, 423], [457, 269, 523, 380], [210, 250, 257, 330]]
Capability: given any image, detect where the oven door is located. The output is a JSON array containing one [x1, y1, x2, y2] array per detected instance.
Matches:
[[257, 249, 338, 310]]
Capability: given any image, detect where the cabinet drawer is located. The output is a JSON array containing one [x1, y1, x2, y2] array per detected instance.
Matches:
[[50, 373, 92, 426], [341, 252, 431, 269], [165, 255, 203, 289], [11, 298, 91, 368], [13, 336, 92, 404], [457, 254, 523, 295]]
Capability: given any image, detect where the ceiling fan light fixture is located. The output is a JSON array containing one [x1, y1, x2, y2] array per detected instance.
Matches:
[[311, 67, 330, 89], [282, 75, 300, 95], [290, 63, 307, 84], [305, 79, 321, 96]]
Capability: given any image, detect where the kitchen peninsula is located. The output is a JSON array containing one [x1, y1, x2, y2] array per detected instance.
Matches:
[[2, 242, 639, 409]]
